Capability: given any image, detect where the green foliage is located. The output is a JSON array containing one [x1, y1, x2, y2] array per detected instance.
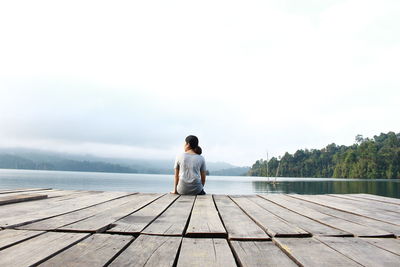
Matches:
[[248, 131, 400, 179]]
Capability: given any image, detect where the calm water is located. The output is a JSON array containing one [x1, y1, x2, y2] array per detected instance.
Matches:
[[0, 169, 399, 198]]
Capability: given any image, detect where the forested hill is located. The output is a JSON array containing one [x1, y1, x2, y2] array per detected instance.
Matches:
[[0, 149, 245, 175], [248, 132, 400, 179]]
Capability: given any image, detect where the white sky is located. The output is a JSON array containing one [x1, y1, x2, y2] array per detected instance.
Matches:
[[0, 0, 399, 166]]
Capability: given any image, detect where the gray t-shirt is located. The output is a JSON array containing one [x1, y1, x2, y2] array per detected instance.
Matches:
[[174, 152, 206, 195]]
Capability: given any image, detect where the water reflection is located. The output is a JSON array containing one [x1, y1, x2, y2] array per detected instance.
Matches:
[[253, 180, 400, 198]]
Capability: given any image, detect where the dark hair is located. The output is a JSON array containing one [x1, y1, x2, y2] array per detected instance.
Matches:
[[185, 135, 202, 155]]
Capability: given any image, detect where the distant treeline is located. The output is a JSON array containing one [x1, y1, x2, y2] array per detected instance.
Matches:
[[210, 167, 250, 176], [248, 132, 400, 179], [0, 151, 246, 176], [0, 155, 138, 173]]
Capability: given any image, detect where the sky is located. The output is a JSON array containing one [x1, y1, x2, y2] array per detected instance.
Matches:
[[0, 0, 399, 166]]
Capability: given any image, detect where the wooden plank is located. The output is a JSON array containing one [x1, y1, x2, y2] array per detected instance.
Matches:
[[0, 191, 109, 220], [286, 194, 400, 225], [321, 195, 400, 220], [254, 195, 350, 236], [141, 195, 195, 236], [230, 240, 297, 267], [177, 238, 236, 267], [39, 234, 134, 267], [0, 229, 44, 250], [107, 193, 179, 234], [0, 232, 89, 266], [186, 195, 227, 237], [43, 190, 115, 201], [46, 190, 103, 199], [273, 237, 362, 267], [287, 194, 400, 236], [0, 189, 105, 201], [0, 191, 133, 228], [0, 192, 97, 225], [361, 237, 400, 256], [291, 194, 400, 224], [263, 194, 392, 237], [30, 190, 85, 198], [0, 188, 52, 194], [0, 193, 48, 206], [109, 235, 181, 267], [316, 236, 400, 267], [328, 194, 400, 213], [230, 195, 310, 237], [59, 193, 162, 232], [331, 193, 400, 206], [0, 189, 73, 199], [18, 193, 148, 231], [213, 195, 270, 240], [349, 193, 400, 206]]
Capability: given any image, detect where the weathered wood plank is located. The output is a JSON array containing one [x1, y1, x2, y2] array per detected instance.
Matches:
[[46, 190, 103, 199], [361, 237, 400, 256], [214, 195, 270, 240], [0, 229, 44, 250], [18, 193, 146, 231], [0, 192, 97, 225], [59, 193, 162, 232], [328, 194, 400, 213], [254, 195, 351, 236], [230, 195, 310, 237], [0, 193, 48, 206], [316, 236, 400, 267], [263, 194, 392, 237], [287, 194, 400, 236], [186, 195, 226, 237], [273, 237, 361, 266], [0, 188, 52, 194], [177, 238, 236, 267], [109, 235, 181, 267], [287, 194, 400, 225], [0, 232, 89, 266], [0, 190, 108, 219], [349, 193, 400, 206], [108, 193, 179, 234], [0, 189, 72, 199], [321, 194, 400, 220], [43, 190, 118, 202], [141, 195, 195, 236], [39, 234, 133, 267], [330, 193, 398, 205], [230, 240, 297, 267], [0, 191, 133, 228]]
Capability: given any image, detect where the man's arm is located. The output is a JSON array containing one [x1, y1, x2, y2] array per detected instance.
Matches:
[[200, 170, 206, 186], [171, 167, 179, 194]]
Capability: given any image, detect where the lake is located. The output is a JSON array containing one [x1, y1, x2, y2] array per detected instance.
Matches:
[[0, 169, 399, 198]]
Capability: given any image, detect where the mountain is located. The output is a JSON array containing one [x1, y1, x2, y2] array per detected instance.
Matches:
[[210, 167, 250, 176], [0, 153, 137, 174], [0, 148, 244, 175]]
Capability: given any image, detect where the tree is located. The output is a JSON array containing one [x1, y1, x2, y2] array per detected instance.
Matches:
[[355, 134, 364, 144]]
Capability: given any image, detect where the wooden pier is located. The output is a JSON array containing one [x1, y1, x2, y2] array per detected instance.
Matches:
[[0, 188, 399, 266]]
